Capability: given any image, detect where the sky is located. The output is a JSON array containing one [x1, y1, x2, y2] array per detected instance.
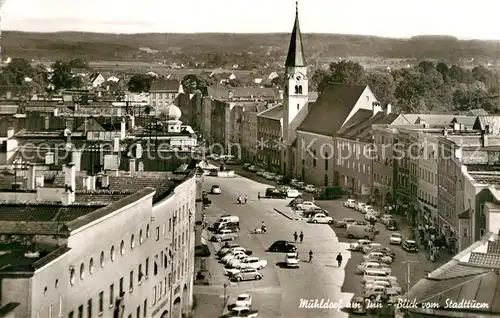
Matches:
[[1, 0, 500, 40]]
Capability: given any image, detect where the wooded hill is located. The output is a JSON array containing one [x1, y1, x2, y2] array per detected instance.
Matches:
[[2, 31, 499, 62]]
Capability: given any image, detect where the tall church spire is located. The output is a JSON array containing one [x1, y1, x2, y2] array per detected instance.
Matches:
[[285, 1, 306, 67]]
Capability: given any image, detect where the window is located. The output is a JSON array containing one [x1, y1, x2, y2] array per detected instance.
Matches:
[[109, 284, 114, 307], [136, 306, 141, 318], [49, 304, 52, 318], [156, 226, 160, 241], [139, 230, 143, 244], [294, 85, 298, 94], [89, 258, 94, 274], [119, 277, 124, 295], [162, 223, 166, 235], [143, 299, 147, 317], [480, 204, 485, 216], [298, 85, 303, 94], [145, 258, 149, 277], [138, 264, 143, 283], [100, 251, 105, 267], [480, 228, 486, 237], [59, 296, 63, 316], [87, 299, 92, 318], [168, 218, 172, 232], [146, 224, 150, 238], [70, 268, 76, 285], [324, 157, 328, 170], [80, 263, 85, 280], [463, 228, 468, 237], [68, 311, 74, 318], [129, 270, 134, 291], [120, 240, 125, 255], [153, 287, 157, 305], [98, 291, 104, 313], [296, 103, 299, 110], [110, 246, 115, 261], [130, 234, 135, 249], [44, 286, 48, 295], [77, 305, 83, 318], [55, 279, 59, 289]]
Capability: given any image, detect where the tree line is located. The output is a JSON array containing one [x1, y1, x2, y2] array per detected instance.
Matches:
[[310, 61, 500, 113]]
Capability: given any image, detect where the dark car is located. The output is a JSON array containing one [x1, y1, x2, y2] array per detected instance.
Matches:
[[386, 220, 398, 231], [268, 240, 297, 253], [402, 240, 419, 253], [265, 187, 285, 198], [202, 197, 212, 207]]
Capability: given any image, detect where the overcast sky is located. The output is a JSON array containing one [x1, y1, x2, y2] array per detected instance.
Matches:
[[2, 0, 500, 40]]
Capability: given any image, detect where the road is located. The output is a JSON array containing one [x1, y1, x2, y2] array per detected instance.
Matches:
[[314, 200, 449, 297], [194, 175, 353, 318]]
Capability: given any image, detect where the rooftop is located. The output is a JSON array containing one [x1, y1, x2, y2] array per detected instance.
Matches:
[[257, 104, 283, 120], [405, 232, 500, 315]]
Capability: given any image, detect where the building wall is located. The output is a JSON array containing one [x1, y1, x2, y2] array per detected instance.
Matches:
[[295, 131, 334, 186], [241, 111, 258, 162], [200, 97, 212, 143], [372, 126, 397, 206], [210, 99, 231, 149], [335, 137, 372, 195], [1, 278, 31, 318], [256, 116, 282, 172], [417, 132, 438, 223], [149, 92, 178, 108]]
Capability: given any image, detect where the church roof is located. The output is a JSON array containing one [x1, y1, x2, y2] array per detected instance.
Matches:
[[285, 2, 306, 67]]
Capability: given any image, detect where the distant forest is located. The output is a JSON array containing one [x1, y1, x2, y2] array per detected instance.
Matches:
[[2, 31, 500, 62]]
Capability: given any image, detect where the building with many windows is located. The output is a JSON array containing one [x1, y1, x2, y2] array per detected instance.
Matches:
[[0, 165, 196, 318]]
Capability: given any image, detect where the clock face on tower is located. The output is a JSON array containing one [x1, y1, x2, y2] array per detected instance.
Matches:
[[296, 76, 301, 80]]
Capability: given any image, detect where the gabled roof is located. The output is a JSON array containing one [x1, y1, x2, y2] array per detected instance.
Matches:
[[257, 104, 283, 120], [451, 115, 477, 127], [473, 115, 500, 134], [285, 3, 306, 67], [336, 109, 372, 136], [150, 77, 181, 92], [297, 84, 366, 136], [75, 117, 105, 132], [466, 108, 489, 116]]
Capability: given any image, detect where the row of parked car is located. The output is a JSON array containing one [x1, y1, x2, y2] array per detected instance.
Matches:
[[243, 163, 317, 193], [344, 199, 398, 230]]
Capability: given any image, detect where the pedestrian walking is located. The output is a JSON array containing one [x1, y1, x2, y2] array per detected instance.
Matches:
[[293, 231, 298, 242], [308, 250, 313, 262], [257, 192, 261, 201], [244, 194, 248, 203], [299, 231, 304, 243], [336, 252, 343, 267]]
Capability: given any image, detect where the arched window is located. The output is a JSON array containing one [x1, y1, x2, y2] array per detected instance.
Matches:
[[294, 85, 299, 94], [298, 86, 303, 94]]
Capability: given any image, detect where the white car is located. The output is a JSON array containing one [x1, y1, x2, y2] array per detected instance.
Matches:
[[211, 185, 222, 194], [362, 243, 382, 254], [296, 201, 318, 211], [349, 239, 372, 251], [228, 307, 258, 318], [256, 169, 266, 176], [363, 205, 374, 214], [389, 233, 403, 245], [289, 179, 299, 187], [227, 254, 250, 268], [265, 173, 276, 180], [364, 213, 377, 222], [365, 281, 402, 294], [344, 199, 356, 208], [219, 246, 244, 257], [304, 185, 316, 193], [235, 294, 252, 308], [285, 252, 300, 268], [380, 214, 394, 225], [286, 189, 302, 198], [235, 257, 268, 270], [296, 181, 306, 189], [363, 252, 393, 264], [356, 262, 392, 274], [222, 251, 246, 263], [308, 213, 333, 224], [356, 202, 366, 212]]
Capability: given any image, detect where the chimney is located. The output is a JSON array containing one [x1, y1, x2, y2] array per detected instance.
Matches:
[[120, 118, 126, 140], [7, 127, 14, 138], [45, 152, 54, 165], [385, 103, 392, 115], [113, 137, 120, 152], [63, 163, 76, 204], [26, 164, 36, 190], [101, 175, 110, 188], [71, 149, 81, 172], [44, 116, 50, 130], [372, 102, 381, 117], [53, 108, 58, 116], [129, 158, 136, 172], [443, 129, 448, 137]]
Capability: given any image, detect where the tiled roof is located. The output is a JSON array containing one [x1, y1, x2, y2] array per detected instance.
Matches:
[[336, 109, 372, 136], [474, 115, 500, 135], [431, 262, 491, 279], [257, 104, 283, 120], [231, 87, 280, 100], [468, 252, 500, 266], [298, 84, 367, 136], [451, 116, 477, 127], [487, 241, 500, 254], [0, 205, 101, 223], [149, 77, 180, 92], [466, 108, 489, 116]]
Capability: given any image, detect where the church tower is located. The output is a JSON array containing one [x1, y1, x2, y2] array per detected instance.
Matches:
[[283, 1, 308, 144]]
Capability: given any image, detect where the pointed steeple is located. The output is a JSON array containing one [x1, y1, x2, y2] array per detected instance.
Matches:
[[285, 1, 306, 67]]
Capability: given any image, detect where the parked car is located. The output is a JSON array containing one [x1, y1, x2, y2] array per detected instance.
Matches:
[[308, 213, 333, 224], [227, 255, 250, 268], [235, 294, 252, 308], [386, 219, 398, 230], [296, 201, 319, 212], [235, 257, 268, 270], [349, 239, 372, 251], [232, 268, 263, 282], [268, 240, 297, 253], [304, 185, 316, 193], [370, 247, 396, 259], [211, 185, 222, 194], [243, 163, 251, 170], [275, 175, 284, 184], [296, 181, 306, 189], [286, 189, 302, 198], [354, 220, 370, 226], [285, 252, 300, 268], [364, 286, 400, 300], [344, 199, 356, 208], [302, 208, 329, 218], [402, 240, 419, 252], [365, 280, 402, 294], [356, 202, 366, 212], [289, 179, 299, 187], [346, 224, 377, 240], [389, 233, 403, 245], [218, 245, 243, 257], [334, 218, 356, 228], [364, 213, 377, 222], [225, 306, 259, 318], [222, 251, 247, 264], [362, 243, 382, 254], [265, 187, 285, 198], [380, 214, 394, 225], [211, 229, 237, 242], [265, 172, 276, 180], [256, 169, 266, 176], [356, 262, 392, 275], [363, 205, 375, 214], [363, 252, 393, 264], [248, 165, 258, 172], [350, 297, 367, 314]]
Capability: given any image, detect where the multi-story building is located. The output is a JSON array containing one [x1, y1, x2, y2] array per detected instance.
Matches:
[[256, 104, 283, 172], [416, 131, 439, 226], [240, 102, 267, 163], [149, 78, 184, 109], [0, 165, 196, 318]]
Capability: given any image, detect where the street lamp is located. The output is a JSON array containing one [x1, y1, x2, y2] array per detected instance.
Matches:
[[223, 283, 228, 308]]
